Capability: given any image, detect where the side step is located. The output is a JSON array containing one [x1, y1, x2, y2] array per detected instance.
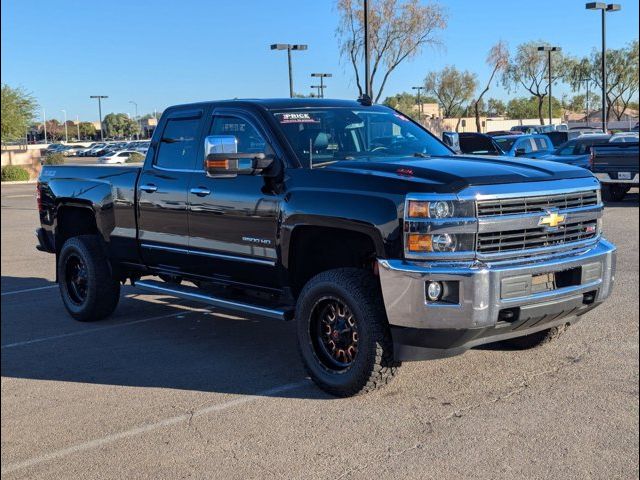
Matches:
[[134, 280, 292, 320]]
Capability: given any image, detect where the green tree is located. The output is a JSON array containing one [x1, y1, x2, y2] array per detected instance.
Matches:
[[78, 122, 97, 140], [472, 41, 509, 131], [506, 96, 562, 120], [337, 0, 447, 103], [382, 91, 437, 118], [503, 41, 570, 124], [103, 113, 140, 139], [1, 84, 38, 142], [424, 66, 477, 121], [487, 98, 507, 116]]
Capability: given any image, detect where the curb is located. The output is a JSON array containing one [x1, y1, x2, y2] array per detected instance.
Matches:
[[1, 180, 37, 185]]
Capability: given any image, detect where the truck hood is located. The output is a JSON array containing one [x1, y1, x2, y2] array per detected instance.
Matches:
[[326, 154, 592, 191]]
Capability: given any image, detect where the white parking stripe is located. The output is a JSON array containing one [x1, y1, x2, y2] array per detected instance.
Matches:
[[0, 380, 308, 475], [1, 310, 196, 349], [1, 285, 58, 296]]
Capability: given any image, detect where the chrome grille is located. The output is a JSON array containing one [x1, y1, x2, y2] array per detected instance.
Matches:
[[477, 190, 599, 217], [477, 219, 598, 255]]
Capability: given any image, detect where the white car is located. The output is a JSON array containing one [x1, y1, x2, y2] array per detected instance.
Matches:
[[98, 150, 140, 164], [609, 132, 639, 143]]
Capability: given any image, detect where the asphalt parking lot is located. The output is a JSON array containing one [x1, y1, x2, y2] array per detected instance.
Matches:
[[1, 183, 638, 479]]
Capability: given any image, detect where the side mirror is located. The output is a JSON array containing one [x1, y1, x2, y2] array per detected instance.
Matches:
[[514, 148, 526, 157], [442, 131, 460, 153], [204, 135, 273, 177]]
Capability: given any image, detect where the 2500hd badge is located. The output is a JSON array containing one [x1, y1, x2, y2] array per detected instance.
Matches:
[[36, 98, 616, 397]]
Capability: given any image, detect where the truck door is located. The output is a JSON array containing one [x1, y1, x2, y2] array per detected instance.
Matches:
[[186, 109, 282, 289], [137, 108, 205, 271]]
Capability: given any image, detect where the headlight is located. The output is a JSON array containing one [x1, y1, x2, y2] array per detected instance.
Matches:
[[406, 200, 474, 218], [406, 233, 475, 253]]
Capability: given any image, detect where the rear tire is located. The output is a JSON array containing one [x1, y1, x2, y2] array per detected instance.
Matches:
[[296, 268, 397, 397], [602, 184, 628, 202], [496, 324, 569, 350], [58, 235, 120, 322]]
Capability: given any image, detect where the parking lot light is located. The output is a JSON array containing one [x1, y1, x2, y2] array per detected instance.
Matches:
[[90, 95, 108, 141], [61, 109, 68, 143], [311, 73, 332, 98], [585, 2, 622, 133], [270, 43, 308, 98], [537, 46, 561, 126]]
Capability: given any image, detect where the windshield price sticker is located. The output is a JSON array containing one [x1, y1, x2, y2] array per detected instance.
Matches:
[[277, 112, 320, 124]]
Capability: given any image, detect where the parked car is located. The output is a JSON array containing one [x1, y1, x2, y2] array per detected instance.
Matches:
[[486, 130, 523, 137], [36, 98, 617, 397], [591, 142, 639, 201], [61, 145, 87, 157], [44, 143, 65, 155], [134, 141, 150, 154], [456, 133, 503, 155], [492, 134, 554, 158], [609, 132, 639, 143], [510, 125, 556, 134], [98, 150, 139, 164], [537, 134, 611, 169]]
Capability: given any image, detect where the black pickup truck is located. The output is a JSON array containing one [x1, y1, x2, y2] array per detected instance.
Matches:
[[37, 99, 617, 396], [591, 142, 639, 201]]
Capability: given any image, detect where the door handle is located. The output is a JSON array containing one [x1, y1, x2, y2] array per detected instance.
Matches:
[[190, 187, 211, 197], [140, 184, 158, 193]]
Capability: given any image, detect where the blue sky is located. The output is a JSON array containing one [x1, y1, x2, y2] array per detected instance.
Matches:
[[2, 0, 638, 122]]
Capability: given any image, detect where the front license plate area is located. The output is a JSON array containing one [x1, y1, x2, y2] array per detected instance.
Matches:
[[618, 172, 632, 180], [532, 272, 556, 293]]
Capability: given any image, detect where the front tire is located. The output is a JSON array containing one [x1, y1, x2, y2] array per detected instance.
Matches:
[[296, 268, 397, 397], [602, 184, 628, 202], [58, 235, 120, 322]]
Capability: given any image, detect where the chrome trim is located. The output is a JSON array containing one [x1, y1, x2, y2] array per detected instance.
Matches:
[[457, 177, 601, 201], [152, 165, 203, 173], [595, 172, 639, 185], [379, 238, 616, 330], [477, 206, 601, 233], [476, 237, 601, 262], [405, 218, 477, 234], [140, 243, 277, 266], [135, 280, 287, 320]]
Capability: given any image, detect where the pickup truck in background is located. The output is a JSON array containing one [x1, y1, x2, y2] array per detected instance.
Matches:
[[37, 99, 617, 397], [591, 142, 639, 201]]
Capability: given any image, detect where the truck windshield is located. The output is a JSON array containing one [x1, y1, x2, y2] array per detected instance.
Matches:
[[271, 108, 451, 167]]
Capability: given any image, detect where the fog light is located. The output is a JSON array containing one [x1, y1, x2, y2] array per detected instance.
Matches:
[[426, 281, 443, 302]]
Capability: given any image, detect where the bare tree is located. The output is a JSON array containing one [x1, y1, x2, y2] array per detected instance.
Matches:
[[424, 66, 477, 130], [473, 41, 509, 132], [503, 41, 568, 124], [337, 0, 447, 103]]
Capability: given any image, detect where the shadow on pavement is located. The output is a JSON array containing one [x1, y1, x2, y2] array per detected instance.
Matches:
[[1, 275, 324, 400]]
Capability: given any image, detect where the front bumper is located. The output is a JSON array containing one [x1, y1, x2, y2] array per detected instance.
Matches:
[[378, 239, 616, 359]]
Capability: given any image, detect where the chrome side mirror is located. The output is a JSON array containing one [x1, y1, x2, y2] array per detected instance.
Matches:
[[203, 135, 273, 177]]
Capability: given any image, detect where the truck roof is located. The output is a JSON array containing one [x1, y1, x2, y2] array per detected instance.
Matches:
[[166, 98, 378, 111]]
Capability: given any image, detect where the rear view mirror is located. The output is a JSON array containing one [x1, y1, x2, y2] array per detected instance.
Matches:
[[204, 135, 273, 176]]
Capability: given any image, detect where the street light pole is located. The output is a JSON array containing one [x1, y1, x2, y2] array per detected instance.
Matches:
[[412, 86, 425, 122], [364, 0, 371, 99], [270, 44, 308, 98], [537, 46, 561, 126], [61, 110, 68, 143], [90, 95, 108, 141], [311, 73, 332, 98], [76, 115, 80, 140], [586, 3, 621, 133], [129, 101, 140, 140], [43, 109, 47, 144]]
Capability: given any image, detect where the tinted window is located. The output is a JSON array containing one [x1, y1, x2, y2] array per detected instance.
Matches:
[[534, 137, 549, 150], [557, 140, 576, 155], [516, 138, 533, 153], [575, 137, 608, 154], [155, 117, 201, 169], [209, 116, 268, 154]]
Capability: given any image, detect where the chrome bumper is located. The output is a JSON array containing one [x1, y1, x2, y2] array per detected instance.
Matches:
[[595, 172, 639, 185], [378, 238, 616, 331]]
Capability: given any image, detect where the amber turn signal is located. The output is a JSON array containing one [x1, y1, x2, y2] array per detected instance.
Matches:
[[407, 234, 433, 252], [407, 200, 429, 218], [206, 159, 229, 170]]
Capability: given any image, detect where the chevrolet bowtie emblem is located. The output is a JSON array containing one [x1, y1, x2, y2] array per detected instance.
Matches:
[[539, 211, 566, 228]]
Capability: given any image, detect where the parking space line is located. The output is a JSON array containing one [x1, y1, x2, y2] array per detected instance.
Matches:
[[0, 380, 308, 475], [1, 310, 198, 349], [1, 285, 57, 296]]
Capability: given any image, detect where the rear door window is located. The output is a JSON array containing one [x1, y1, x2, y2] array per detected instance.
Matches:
[[534, 137, 549, 151], [155, 116, 202, 170]]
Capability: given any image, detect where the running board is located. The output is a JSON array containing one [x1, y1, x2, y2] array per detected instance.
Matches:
[[134, 280, 292, 320]]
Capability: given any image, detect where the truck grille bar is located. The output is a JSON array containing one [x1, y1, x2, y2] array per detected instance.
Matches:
[[477, 190, 599, 217], [477, 219, 599, 254]]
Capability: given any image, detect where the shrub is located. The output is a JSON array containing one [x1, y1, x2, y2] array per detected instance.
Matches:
[[43, 152, 65, 165], [1, 165, 30, 182], [126, 152, 145, 163]]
